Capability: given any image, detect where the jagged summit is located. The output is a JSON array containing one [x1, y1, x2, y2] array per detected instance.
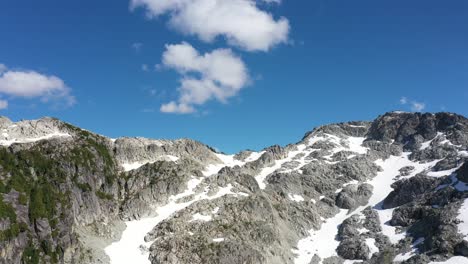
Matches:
[[0, 112, 468, 264]]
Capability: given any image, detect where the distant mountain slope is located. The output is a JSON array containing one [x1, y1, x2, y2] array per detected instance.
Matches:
[[0, 112, 468, 264]]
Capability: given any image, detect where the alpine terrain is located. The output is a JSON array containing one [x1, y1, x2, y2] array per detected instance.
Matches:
[[1, 111, 468, 264]]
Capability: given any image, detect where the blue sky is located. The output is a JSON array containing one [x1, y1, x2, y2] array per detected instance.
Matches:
[[0, 0, 467, 153]]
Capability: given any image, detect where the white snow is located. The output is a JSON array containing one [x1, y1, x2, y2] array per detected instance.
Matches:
[[121, 161, 148, 172], [394, 237, 424, 262], [105, 179, 242, 264], [166, 155, 179, 162], [0, 132, 71, 146], [365, 238, 379, 259], [254, 144, 309, 188], [429, 256, 468, 264], [294, 153, 439, 264], [419, 132, 443, 150], [293, 209, 348, 264], [121, 155, 180, 172], [106, 152, 249, 264], [346, 137, 368, 155], [212, 238, 225, 242], [377, 208, 404, 244], [426, 165, 461, 178], [343, 180, 359, 187], [202, 153, 249, 176], [191, 213, 212, 222], [347, 124, 367, 128], [457, 198, 468, 241], [245, 151, 265, 162], [215, 153, 246, 167], [288, 194, 305, 202], [255, 135, 368, 190], [357, 227, 369, 234], [105, 176, 201, 264]]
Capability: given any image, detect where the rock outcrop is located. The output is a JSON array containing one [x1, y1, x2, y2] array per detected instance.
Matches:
[[0, 112, 467, 264]]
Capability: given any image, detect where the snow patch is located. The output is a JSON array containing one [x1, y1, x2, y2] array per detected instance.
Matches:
[[394, 237, 425, 262], [191, 213, 212, 222], [294, 153, 437, 264], [105, 177, 241, 264], [429, 256, 468, 264], [0, 132, 71, 147], [288, 194, 305, 202], [457, 198, 468, 241], [121, 155, 180, 172], [365, 238, 379, 259]]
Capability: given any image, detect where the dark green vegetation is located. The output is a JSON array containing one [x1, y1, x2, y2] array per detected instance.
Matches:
[[0, 122, 121, 263]]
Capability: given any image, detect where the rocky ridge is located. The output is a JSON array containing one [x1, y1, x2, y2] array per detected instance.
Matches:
[[0, 112, 467, 264]]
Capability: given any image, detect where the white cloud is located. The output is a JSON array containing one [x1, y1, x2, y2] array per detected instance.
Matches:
[[0, 100, 7, 110], [0, 64, 7, 74], [399, 96, 408, 104], [141, 64, 149, 71], [132, 42, 143, 52], [0, 65, 75, 107], [411, 102, 425, 112], [159, 42, 249, 114], [160, 101, 195, 114], [399, 96, 425, 112], [130, 0, 289, 51]]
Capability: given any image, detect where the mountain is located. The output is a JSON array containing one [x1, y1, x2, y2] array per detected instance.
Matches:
[[0, 112, 468, 264]]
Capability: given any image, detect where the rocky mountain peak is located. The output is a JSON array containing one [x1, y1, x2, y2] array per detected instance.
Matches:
[[368, 112, 468, 146], [1, 112, 468, 264]]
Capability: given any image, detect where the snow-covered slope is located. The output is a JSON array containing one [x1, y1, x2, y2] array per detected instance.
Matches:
[[2, 112, 468, 264]]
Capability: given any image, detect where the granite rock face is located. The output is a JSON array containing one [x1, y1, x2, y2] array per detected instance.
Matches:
[[0, 112, 467, 264]]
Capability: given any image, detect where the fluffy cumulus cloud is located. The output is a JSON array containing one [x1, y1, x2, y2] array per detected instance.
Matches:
[[400, 96, 426, 112], [159, 42, 249, 114], [130, 0, 289, 51], [0, 64, 75, 108]]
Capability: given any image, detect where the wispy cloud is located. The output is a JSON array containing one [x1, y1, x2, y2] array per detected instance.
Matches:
[[0, 63, 75, 109], [0, 100, 8, 110], [159, 42, 249, 114], [130, 0, 289, 51], [0, 64, 7, 74], [411, 102, 426, 112], [399, 97, 408, 105], [132, 42, 143, 52], [399, 96, 426, 112]]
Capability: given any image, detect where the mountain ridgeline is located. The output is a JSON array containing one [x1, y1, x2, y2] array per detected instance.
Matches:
[[0, 112, 468, 264]]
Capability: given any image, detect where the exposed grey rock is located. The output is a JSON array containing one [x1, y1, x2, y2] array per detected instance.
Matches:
[[0, 112, 467, 264], [383, 175, 442, 209], [457, 162, 468, 183], [455, 240, 468, 256], [113, 137, 221, 169], [433, 155, 464, 172], [335, 184, 373, 210], [337, 239, 370, 260], [399, 166, 415, 177]]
